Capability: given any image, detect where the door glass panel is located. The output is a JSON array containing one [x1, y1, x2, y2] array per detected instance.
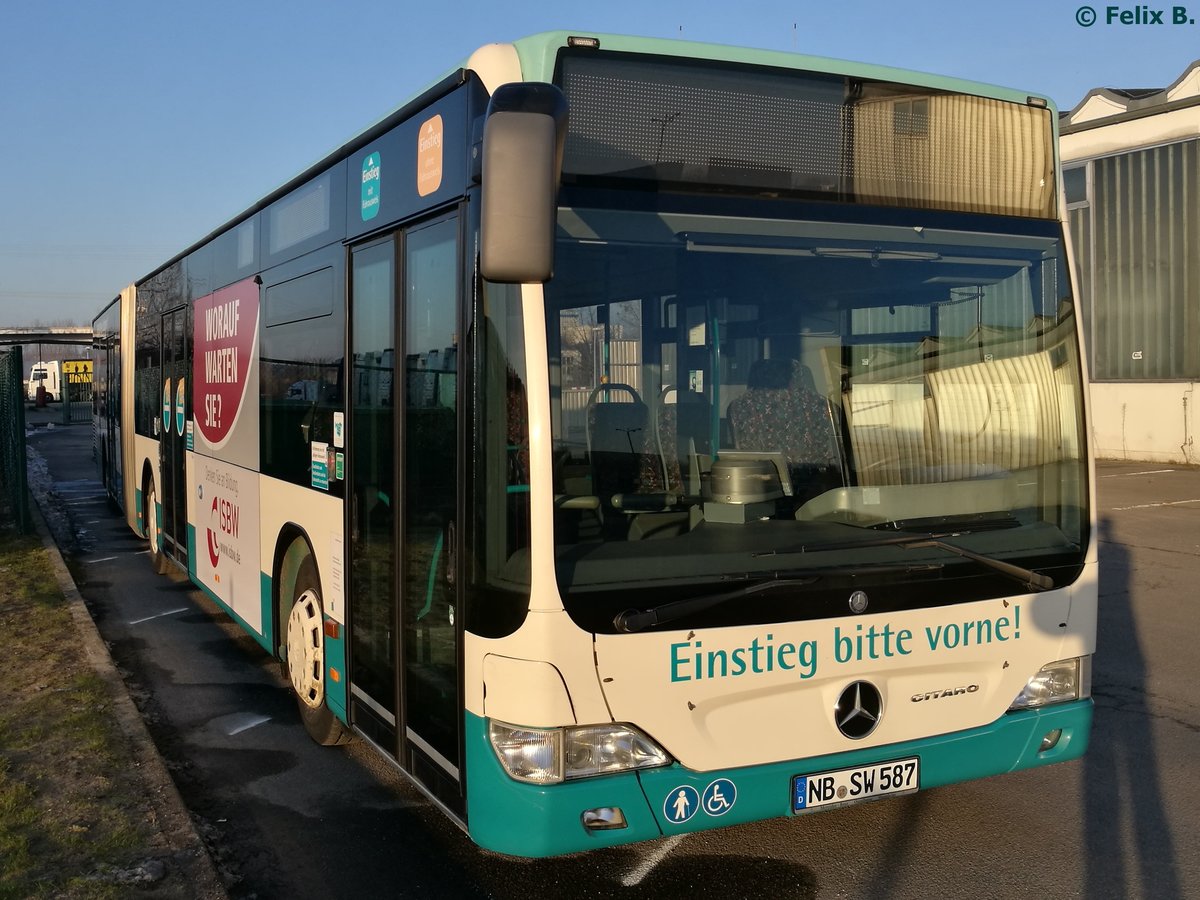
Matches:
[[161, 307, 188, 563], [349, 240, 397, 721], [403, 217, 459, 770]]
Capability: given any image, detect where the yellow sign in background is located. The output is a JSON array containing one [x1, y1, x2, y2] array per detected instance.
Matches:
[[63, 359, 92, 384]]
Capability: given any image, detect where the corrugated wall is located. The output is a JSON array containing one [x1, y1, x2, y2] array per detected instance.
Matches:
[[1071, 139, 1200, 380]]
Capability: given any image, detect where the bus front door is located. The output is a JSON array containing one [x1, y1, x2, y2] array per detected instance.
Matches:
[[348, 215, 463, 816]]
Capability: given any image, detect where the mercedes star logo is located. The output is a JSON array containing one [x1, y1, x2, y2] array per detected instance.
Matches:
[[835, 681, 883, 739]]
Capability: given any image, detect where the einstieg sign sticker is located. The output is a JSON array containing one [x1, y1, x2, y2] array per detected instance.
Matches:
[[362, 152, 381, 221], [417, 115, 443, 197], [175, 378, 186, 436]]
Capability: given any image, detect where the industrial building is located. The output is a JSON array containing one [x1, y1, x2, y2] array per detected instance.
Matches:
[[1061, 60, 1200, 463]]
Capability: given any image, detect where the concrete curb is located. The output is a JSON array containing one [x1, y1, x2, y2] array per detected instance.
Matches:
[[28, 497, 229, 899]]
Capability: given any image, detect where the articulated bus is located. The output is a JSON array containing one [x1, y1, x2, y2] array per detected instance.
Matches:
[[94, 32, 1095, 857]]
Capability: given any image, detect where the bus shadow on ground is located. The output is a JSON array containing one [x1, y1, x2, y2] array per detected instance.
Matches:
[[1085, 516, 1184, 899], [617, 854, 816, 898], [470, 845, 817, 899]]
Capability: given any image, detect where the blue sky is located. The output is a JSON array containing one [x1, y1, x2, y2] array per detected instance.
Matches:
[[0, 0, 1193, 326]]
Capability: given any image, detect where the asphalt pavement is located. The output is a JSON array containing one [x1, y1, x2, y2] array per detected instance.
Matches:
[[25, 413, 1200, 900]]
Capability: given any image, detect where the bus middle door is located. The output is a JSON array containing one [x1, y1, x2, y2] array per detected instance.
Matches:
[[158, 305, 189, 570]]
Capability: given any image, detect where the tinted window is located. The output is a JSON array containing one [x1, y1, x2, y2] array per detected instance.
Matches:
[[262, 164, 347, 269], [212, 217, 259, 290], [260, 259, 345, 495], [134, 263, 185, 438]]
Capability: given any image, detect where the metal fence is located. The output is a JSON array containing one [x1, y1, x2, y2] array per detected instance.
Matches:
[[0, 345, 31, 532], [63, 376, 93, 425]]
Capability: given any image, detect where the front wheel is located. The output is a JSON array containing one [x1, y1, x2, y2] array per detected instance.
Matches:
[[285, 553, 350, 746]]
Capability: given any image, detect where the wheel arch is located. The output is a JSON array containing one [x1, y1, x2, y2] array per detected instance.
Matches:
[[140, 458, 156, 538], [272, 523, 319, 663]]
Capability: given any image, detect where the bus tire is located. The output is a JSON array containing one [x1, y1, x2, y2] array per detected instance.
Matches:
[[286, 554, 350, 746], [146, 478, 169, 575]]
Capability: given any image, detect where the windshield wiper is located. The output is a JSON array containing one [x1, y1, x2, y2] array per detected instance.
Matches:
[[613, 576, 819, 634], [909, 538, 1053, 591], [612, 530, 1052, 634], [754, 530, 1054, 593], [612, 560, 946, 633]]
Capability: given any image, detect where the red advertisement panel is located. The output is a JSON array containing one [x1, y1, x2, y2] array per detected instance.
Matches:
[[193, 277, 259, 448]]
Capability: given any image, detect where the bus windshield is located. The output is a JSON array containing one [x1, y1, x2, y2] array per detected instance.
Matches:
[[545, 204, 1088, 633]]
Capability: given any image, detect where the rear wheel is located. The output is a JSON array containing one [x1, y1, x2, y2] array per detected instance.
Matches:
[[145, 479, 169, 575], [286, 552, 350, 746]]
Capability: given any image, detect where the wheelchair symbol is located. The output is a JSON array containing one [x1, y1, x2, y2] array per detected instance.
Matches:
[[702, 778, 737, 817]]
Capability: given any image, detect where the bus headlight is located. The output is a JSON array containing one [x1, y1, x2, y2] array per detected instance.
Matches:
[[1008, 657, 1091, 711], [489, 720, 671, 784]]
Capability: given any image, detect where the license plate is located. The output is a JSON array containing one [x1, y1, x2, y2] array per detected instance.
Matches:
[[792, 757, 920, 813]]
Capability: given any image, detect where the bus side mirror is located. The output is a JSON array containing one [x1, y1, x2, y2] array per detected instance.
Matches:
[[480, 83, 568, 284]]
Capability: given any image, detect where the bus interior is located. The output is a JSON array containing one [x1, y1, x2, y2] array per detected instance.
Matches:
[[541, 205, 1087, 606]]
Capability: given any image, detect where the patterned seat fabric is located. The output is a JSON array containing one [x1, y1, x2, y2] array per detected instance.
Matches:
[[637, 402, 681, 493], [637, 393, 714, 494], [728, 359, 834, 466]]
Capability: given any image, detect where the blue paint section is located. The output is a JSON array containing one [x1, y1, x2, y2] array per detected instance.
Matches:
[[259, 572, 275, 658], [343, 90, 469, 241], [258, 570, 346, 725], [464, 701, 1091, 857], [322, 618, 348, 723], [639, 700, 1093, 836], [197, 579, 273, 655], [185, 526, 272, 654], [464, 712, 663, 856]]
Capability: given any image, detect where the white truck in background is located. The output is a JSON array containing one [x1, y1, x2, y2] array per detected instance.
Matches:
[[27, 361, 61, 402]]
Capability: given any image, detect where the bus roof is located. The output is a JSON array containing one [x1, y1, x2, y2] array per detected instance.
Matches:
[[116, 30, 1057, 299], [508, 31, 1054, 111]]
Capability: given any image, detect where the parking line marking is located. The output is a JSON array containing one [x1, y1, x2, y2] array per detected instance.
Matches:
[[620, 835, 684, 887], [1100, 469, 1176, 478], [86, 557, 118, 565], [127, 607, 189, 625], [1111, 498, 1200, 511], [226, 714, 272, 736]]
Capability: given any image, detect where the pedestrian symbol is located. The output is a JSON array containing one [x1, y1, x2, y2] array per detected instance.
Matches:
[[663, 785, 700, 824], [702, 778, 737, 817]]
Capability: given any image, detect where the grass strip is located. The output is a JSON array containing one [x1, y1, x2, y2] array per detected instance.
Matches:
[[0, 526, 164, 899]]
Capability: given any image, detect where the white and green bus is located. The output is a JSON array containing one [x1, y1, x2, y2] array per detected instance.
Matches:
[[93, 31, 1095, 857]]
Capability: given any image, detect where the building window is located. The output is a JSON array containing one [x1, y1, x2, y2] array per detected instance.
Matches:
[[893, 99, 929, 137], [1063, 165, 1089, 206]]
